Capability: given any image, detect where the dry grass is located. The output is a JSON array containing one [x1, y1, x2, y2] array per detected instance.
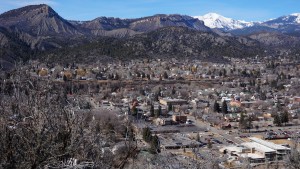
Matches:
[[241, 134, 266, 142], [269, 139, 292, 145]]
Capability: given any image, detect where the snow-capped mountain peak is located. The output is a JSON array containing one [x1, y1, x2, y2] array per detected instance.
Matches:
[[290, 13, 300, 17], [289, 13, 300, 23], [265, 13, 300, 25], [194, 13, 254, 31]]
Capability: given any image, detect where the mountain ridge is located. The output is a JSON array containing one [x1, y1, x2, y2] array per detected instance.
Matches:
[[194, 13, 255, 31], [0, 4, 300, 69]]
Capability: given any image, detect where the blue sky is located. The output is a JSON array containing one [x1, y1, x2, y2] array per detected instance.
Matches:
[[0, 0, 300, 21]]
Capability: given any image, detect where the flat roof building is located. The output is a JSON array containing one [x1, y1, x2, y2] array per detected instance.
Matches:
[[249, 137, 291, 160], [241, 142, 276, 161]]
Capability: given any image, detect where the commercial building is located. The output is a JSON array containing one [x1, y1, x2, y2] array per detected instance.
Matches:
[[241, 142, 276, 161], [249, 137, 291, 160], [220, 137, 291, 164]]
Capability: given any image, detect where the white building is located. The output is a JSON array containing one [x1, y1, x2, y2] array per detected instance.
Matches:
[[249, 137, 291, 160]]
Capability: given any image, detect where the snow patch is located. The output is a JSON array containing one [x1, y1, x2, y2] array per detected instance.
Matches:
[[194, 13, 254, 30]]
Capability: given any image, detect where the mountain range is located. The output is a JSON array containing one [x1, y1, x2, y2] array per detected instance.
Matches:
[[0, 4, 300, 69], [194, 13, 255, 31], [194, 13, 300, 36]]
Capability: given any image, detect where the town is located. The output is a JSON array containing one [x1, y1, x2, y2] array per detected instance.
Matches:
[[22, 55, 300, 168]]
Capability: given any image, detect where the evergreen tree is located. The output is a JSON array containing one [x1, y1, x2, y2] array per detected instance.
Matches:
[[223, 69, 227, 77], [114, 73, 119, 80], [282, 111, 289, 125], [136, 72, 140, 77], [247, 116, 253, 132], [63, 75, 67, 81], [158, 105, 162, 115], [221, 101, 228, 114], [196, 133, 200, 142], [168, 104, 173, 112], [273, 113, 282, 126], [219, 70, 223, 77], [213, 101, 221, 113], [150, 135, 160, 154], [155, 105, 162, 117], [150, 104, 154, 117], [154, 93, 159, 101], [141, 72, 145, 78], [142, 127, 152, 142], [163, 72, 168, 79], [171, 87, 176, 95]]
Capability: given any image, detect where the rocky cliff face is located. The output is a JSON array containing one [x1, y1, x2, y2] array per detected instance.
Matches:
[[0, 4, 81, 36]]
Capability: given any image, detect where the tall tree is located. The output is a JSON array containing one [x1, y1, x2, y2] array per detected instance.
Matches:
[[150, 104, 154, 117], [155, 105, 162, 117], [150, 135, 160, 154], [273, 113, 282, 126], [221, 101, 228, 114], [142, 127, 152, 142], [168, 104, 173, 112], [239, 111, 247, 131], [163, 72, 168, 79], [213, 101, 221, 113], [171, 87, 176, 95], [282, 111, 289, 125]]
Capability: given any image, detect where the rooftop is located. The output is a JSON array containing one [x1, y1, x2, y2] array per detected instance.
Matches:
[[249, 137, 290, 151], [242, 142, 276, 153], [220, 145, 247, 154]]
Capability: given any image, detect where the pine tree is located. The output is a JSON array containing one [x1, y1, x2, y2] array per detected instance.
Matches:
[[168, 104, 173, 112], [221, 101, 228, 114], [247, 116, 253, 132], [142, 127, 152, 142], [223, 69, 227, 77], [172, 87, 176, 95], [282, 111, 289, 125], [239, 111, 247, 131], [150, 104, 154, 117], [213, 101, 220, 113], [196, 133, 200, 142], [150, 135, 160, 154], [163, 71, 168, 79], [63, 75, 67, 81], [155, 105, 162, 117], [273, 113, 282, 126]]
